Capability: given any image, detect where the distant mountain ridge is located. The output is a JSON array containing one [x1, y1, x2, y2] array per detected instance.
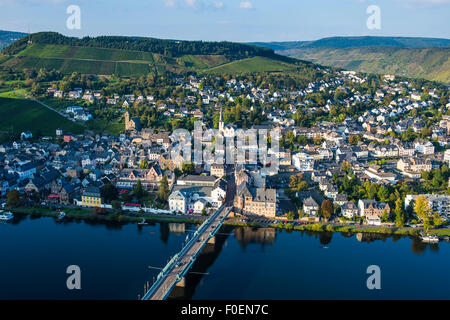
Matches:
[[0, 30, 27, 50], [251, 36, 450, 83], [250, 36, 450, 50]]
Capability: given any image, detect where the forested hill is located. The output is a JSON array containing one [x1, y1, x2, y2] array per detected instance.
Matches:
[[3, 32, 274, 58], [251, 36, 450, 51], [251, 36, 450, 83], [0, 30, 27, 50]]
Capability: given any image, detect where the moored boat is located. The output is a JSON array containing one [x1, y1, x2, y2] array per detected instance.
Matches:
[[138, 218, 148, 226], [420, 233, 439, 243], [0, 211, 14, 221], [57, 211, 66, 220]]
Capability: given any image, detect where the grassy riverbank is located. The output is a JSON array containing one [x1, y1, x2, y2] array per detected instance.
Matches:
[[266, 222, 450, 238], [9, 206, 450, 238], [10, 207, 203, 225]]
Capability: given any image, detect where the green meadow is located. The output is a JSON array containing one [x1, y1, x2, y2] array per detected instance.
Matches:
[[204, 56, 300, 74], [0, 96, 84, 136]]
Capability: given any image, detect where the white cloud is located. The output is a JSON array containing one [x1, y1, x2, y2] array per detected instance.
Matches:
[[396, 0, 450, 3], [0, 0, 67, 5], [239, 1, 253, 9], [213, 1, 224, 9], [164, 0, 225, 10], [164, 0, 176, 7]]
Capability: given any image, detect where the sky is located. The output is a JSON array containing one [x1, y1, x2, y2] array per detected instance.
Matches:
[[0, 0, 449, 42]]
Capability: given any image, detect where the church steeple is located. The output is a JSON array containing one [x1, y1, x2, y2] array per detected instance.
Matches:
[[219, 105, 224, 132]]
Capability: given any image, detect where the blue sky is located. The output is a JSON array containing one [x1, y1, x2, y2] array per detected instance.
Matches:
[[0, 0, 449, 42]]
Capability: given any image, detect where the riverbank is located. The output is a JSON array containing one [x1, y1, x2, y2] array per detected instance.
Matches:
[[10, 207, 204, 225], [266, 222, 450, 238], [9, 206, 450, 239]]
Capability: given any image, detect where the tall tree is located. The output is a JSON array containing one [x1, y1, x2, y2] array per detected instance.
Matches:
[[102, 183, 118, 203], [158, 176, 170, 202], [414, 195, 432, 230], [7, 189, 21, 207], [320, 200, 334, 221], [394, 197, 405, 227], [133, 179, 146, 200]]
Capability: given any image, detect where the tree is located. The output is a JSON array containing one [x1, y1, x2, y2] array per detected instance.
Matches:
[[102, 183, 118, 203], [158, 176, 170, 202], [287, 211, 295, 220], [182, 162, 195, 174], [139, 159, 149, 169], [381, 210, 390, 223], [290, 173, 303, 187], [394, 198, 405, 227], [320, 200, 334, 221], [7, 189, 21, 207], [414, 195, 432, 230], [111, 200, 122, 212], [432, 212, 444, 228], [133, 179, 146, 200], [377, 185, 389, 202]]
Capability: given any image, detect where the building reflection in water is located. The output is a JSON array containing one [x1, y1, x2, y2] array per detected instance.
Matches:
[[168, 223, 186, 235], [234, 227, 276, 249]]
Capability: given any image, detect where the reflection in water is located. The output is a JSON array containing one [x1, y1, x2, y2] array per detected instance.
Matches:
[[1, 216, 448, 300], [234, 227, 276, 249], [410, 239, 439, 254], [159, 222, 170, 244], [319, 232, 333, 245], [169, 223, 186, 235], [168, 225, 234, 300], [356, 232, 389, 243]]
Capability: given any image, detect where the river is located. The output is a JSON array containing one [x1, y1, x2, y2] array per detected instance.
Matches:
[[0, 214, 449, 300]]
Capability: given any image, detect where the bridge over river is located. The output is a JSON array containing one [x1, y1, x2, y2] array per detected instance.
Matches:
[[142, 205, 232, 300]]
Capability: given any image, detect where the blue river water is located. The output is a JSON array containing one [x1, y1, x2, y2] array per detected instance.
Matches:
[[0, 214, 449, 300]]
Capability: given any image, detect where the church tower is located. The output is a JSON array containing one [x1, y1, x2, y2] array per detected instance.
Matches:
[[218, 106, 224, 133], [124, 111, 131, 131]]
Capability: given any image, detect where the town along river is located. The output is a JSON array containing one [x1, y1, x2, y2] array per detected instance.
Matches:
[[0, 214, 449, 299]]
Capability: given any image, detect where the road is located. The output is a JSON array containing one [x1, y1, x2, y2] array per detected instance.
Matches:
[[143, 205, 231, 300]]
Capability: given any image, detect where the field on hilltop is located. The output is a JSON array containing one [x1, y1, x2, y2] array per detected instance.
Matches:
[[2, 43, 156, 77], [204, 56, 302, 74], [0, 93, 84, 137], [0, 32, 321, 77]]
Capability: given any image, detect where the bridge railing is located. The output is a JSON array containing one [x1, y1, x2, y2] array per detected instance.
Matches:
[[142, 205, 230, 300]]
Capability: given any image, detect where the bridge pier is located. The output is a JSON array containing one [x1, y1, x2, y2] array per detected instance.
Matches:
[[176, 276, 186, 288], [207, 236, 216, 245]]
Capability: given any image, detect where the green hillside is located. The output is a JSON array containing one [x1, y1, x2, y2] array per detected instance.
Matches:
[[0, 95, 84, 137], [204, 56, 302, 74], [251, 36, 450, 83], [0, 33, 318, 77], [1, 42, 280, 76], [286, 46, 450, 83], [1, 43, 158, 77]]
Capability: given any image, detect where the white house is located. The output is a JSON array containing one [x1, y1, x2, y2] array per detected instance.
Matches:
[[415, 140, 435, 155], [292, 152, 315, 171], [169, 190, 187, 214]]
